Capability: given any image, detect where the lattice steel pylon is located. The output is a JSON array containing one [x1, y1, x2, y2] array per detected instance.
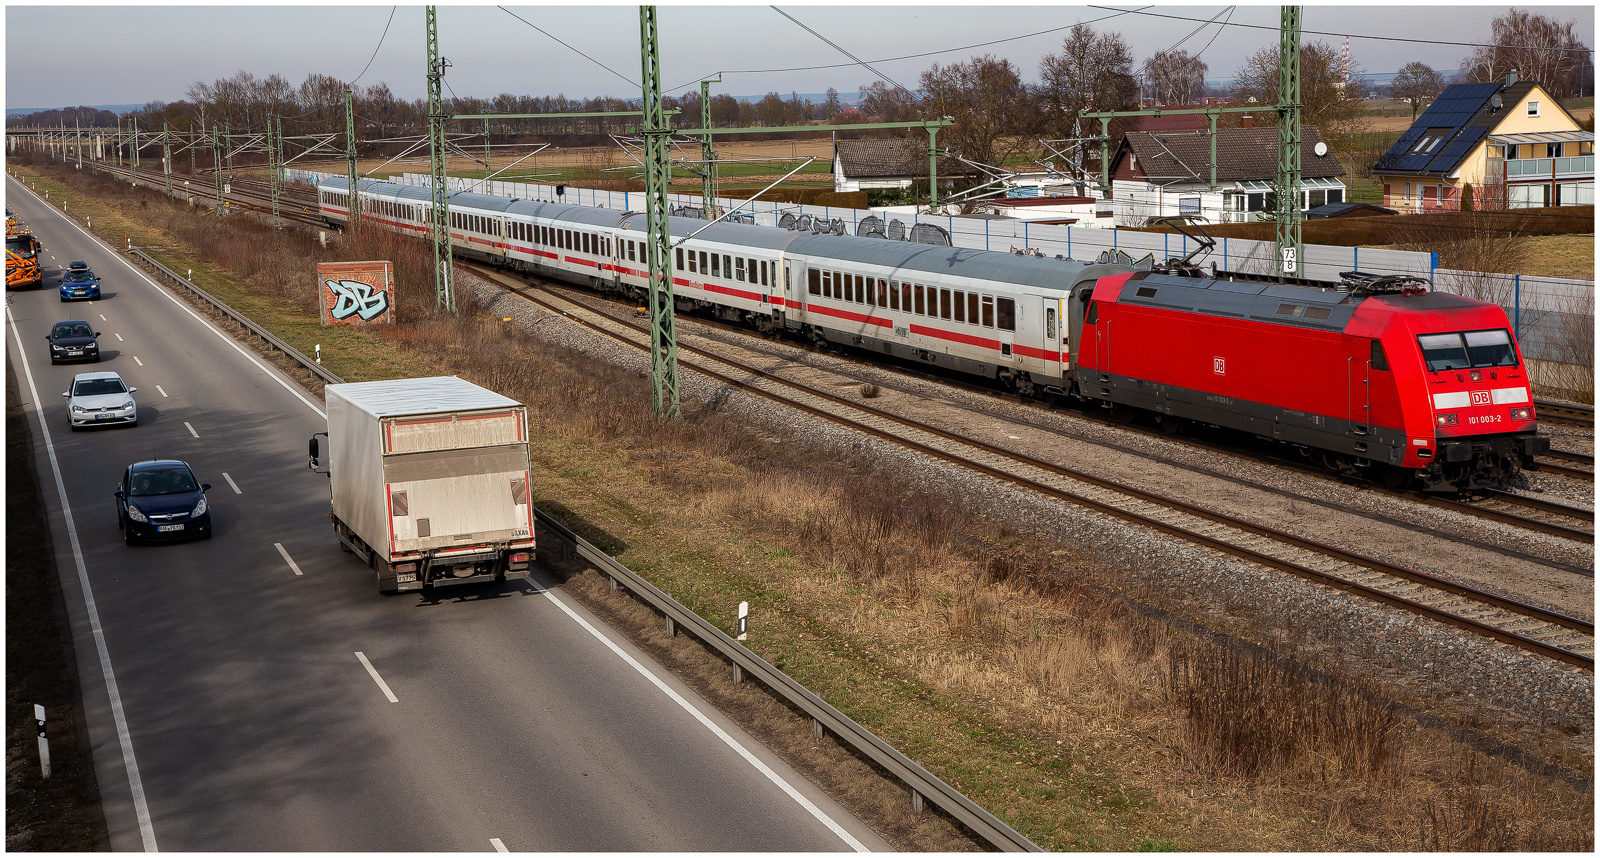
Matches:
[[1275, 5, 1303, 278], [700, 78, 717, 218], [426, 6, 455, 313], [346, 88, 362, 228], [211, 124, 225, 217], [640, 6, 681, 419]]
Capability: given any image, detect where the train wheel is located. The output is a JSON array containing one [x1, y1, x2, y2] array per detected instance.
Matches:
[[1376, 465, 1411, 489], [1157, 414, 1185, 435], [1109, 403, 1137, 424]]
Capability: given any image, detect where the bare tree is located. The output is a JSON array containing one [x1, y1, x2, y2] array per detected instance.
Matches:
[[1462, 9, 1591, 98], [1142, 50, 1209, 106], [1390, 62, 1445, 119], [1231, 41, 1368, 157], [919, 55, 1036, 166], [857, 80, 920, 122], [1036, 24, 1138, 184]]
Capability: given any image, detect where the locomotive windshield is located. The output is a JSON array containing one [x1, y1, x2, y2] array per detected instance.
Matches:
[[1417, 329, 1517, 372]]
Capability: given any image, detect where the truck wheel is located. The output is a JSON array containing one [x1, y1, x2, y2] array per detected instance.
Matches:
[[340, 541, 353, 553]]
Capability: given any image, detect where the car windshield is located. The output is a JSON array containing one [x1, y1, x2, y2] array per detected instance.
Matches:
[[52, 324, 92, 338], [1418, 329, 1518, 372], [129, 467, 198, 496], [63, 270, 95, 282], [73, 378, 126, 396]]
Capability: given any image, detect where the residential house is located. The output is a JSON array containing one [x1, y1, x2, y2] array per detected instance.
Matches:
[[1371, 71, 1594, 211], [831, 138, 968, 194], [1105, 126, 1346, 225]]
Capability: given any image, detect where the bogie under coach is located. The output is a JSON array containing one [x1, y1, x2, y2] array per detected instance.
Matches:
[[318, 178, 1550, 491]]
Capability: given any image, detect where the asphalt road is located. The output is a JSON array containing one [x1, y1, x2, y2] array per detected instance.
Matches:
[[5, 175, 887, 852]]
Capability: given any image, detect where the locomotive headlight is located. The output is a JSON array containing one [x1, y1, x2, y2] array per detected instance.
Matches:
[[1509, 407, 1532, 421], [1435, 413, 1458, 427]]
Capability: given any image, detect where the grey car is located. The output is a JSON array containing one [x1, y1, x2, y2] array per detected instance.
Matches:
[[63, 371, 137, 429]]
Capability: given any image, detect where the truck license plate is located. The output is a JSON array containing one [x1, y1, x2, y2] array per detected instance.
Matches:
[[157, 524, 184, 532]]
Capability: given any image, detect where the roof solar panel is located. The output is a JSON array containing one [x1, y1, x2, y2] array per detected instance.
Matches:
[[1427, 126, 1489, 172]]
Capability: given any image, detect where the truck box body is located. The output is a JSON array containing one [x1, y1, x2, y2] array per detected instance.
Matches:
[[324, 377, 534, 592]]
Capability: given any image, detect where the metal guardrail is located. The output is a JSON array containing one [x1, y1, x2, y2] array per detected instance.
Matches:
[[125, 247, 343, 386], [127, 245, 1041, 850]]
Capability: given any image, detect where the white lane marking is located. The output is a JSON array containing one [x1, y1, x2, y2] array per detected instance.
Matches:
[[114, 333, 124, 342], [132, 356, 143, 367], [273, 542, 303, 576], [8, 307, 160, 852], [490, 838, 509, 853], [527, 583, 868, 851], [183, 422, 199, 438], [7, 176, 327, 419], [221, 472, 241, 494], [355, 652, 399, 703], [99, 314, 107, 321], [155, 385, 167, 398]]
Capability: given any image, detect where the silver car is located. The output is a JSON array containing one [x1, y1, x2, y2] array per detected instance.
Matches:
[[63, 371, 138, 429]]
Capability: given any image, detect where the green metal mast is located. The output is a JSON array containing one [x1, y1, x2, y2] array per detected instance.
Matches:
[[162, 120, 172, 197], [346, 89, 362, 228], [1276, 5, 1303, 277], [484, 118, 491, 190], [131, 117, 139, 180], [700, 78, 717, 218], [211, 125, 225, 216], [640, 5, 681, 419], [426, 5, 455, 312], [268, 115, 281, 228]]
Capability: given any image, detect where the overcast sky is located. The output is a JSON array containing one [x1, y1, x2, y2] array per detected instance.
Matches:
[[5, 3, 1595, 111]]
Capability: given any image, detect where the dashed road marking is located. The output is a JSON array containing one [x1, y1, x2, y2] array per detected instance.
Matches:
[[490, 838, 508, 852], [99, 314, 106, 321], [183, 422, 198, 438], [132, 355, 143, 366], [274, 542, 303, 576], [355, 652, 399, 703], [155, 385, 167, 397], [222, 472, 241, 494], [114, 333, 123, 342]]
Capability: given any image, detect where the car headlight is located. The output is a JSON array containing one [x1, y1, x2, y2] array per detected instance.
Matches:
[[121, 399, 135, 411], [71, 405, 87, 413], [126, 505, 148, 523], [191, 496, 207, 517], [50, 344, 64, 351]]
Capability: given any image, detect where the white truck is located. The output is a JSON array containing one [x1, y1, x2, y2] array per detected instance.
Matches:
[[310, 376, 535, 594]]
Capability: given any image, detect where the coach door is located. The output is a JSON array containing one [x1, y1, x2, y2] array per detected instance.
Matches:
[[1042, 298, 1064, 377], [1347, 353, 1370, 435]]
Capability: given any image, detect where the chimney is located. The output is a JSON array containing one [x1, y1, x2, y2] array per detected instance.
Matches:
[[1506, 69, 1518, 87], [1240, 114, 1254, 129]]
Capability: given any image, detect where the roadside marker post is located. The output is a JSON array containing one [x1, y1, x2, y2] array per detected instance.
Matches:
[[34, 704, 50, 779], [737, 601, 748, 641]]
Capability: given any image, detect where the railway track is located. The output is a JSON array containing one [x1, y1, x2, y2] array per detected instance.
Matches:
[[1536, 399, 1595, 428], [466, 261, 1595, 672], [91, 162, 324, 226]]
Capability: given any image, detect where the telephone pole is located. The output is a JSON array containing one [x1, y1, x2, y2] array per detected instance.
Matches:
[[426, 5, 455, 312], [1276, 5, 1303, 278], [640, 5, 681, 419]]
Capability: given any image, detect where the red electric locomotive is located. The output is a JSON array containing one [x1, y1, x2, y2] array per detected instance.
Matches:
[[1074, 269, 1549, 491]]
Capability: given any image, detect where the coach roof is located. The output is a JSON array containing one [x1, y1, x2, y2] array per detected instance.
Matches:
[[616, 212, 802, 251], [506, 199, 628, 228], [785, 234, 1107, 290]]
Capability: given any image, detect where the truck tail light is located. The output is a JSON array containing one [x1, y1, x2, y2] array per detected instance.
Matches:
[[394, 562, 418, 573], [509, 552, 530, 568], [1435, 413, 1458, 426], [1509, 407, 1532, 420]]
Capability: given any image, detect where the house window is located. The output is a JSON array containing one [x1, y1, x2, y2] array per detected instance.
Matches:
[[1327, 189, 1344, 205], [1488, 144, 1505, 159], [1546, 142, 1561, 158], [1527, 100, 1540, 117]]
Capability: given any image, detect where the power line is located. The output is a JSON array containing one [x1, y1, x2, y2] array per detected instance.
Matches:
[[769, 6, 917, 100], [497, 6, 638, 89], [1087, 6, 1596, 54], [667, 7, 1147, 95], [349, 6, 397, 88]]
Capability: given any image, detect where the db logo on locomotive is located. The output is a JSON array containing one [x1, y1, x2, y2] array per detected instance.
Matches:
[[1469, 390, 1492, 406]]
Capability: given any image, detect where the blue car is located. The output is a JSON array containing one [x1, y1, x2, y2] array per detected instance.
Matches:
[[115, 460, 213, 545], [60, 260, 100, 301]]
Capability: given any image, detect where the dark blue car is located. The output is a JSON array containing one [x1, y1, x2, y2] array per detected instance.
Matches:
[[115, 460, 212, 545], [60, 260, 101, 301]]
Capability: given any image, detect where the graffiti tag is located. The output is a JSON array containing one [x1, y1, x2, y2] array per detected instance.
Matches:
[[325, 278, 390, 321]]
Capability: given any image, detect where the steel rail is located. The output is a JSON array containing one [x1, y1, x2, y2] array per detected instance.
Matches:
[[98, 242, 1043, 851], [1536, 399, 1595, 428], [471, 265, 1594, 670]]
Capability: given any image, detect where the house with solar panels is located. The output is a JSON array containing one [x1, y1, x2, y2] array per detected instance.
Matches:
[[1104, 125, 1346, 226], [1372, 71, 1594, 211]]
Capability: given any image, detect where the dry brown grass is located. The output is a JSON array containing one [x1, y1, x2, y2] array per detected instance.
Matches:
[[14, 153, 1595, 852]]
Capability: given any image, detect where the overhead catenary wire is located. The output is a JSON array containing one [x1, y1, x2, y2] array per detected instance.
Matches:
[[348, 6, 398, 88], [496, 5, 638, 89]]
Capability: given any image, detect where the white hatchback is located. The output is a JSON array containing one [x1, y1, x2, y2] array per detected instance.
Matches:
[[64, 371, 138, 429]]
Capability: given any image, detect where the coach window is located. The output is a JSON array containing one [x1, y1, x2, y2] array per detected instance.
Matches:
[[877, 279, 888, 308], [821, 270, 832, 298], [675, 247, 684, 270], [1370, 340, 1389, 371], [808, 268, 821, 295], [939, 288, 952, 320], [759, 261, 768, 286], [981, 295, 996, 328], [912, 284, 924, 315], [710, 253, 720, 278], [723, 255, 733, 279], [952, 290, 966, 323], [855, 275, 865, 303], [734, 258, 745, 282], [997, 297, 1015, 332], [865, 278, 878, 307], [900, 282, 911, 312], [889, 280, 900, 311], [967, 292, 979, 323]]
